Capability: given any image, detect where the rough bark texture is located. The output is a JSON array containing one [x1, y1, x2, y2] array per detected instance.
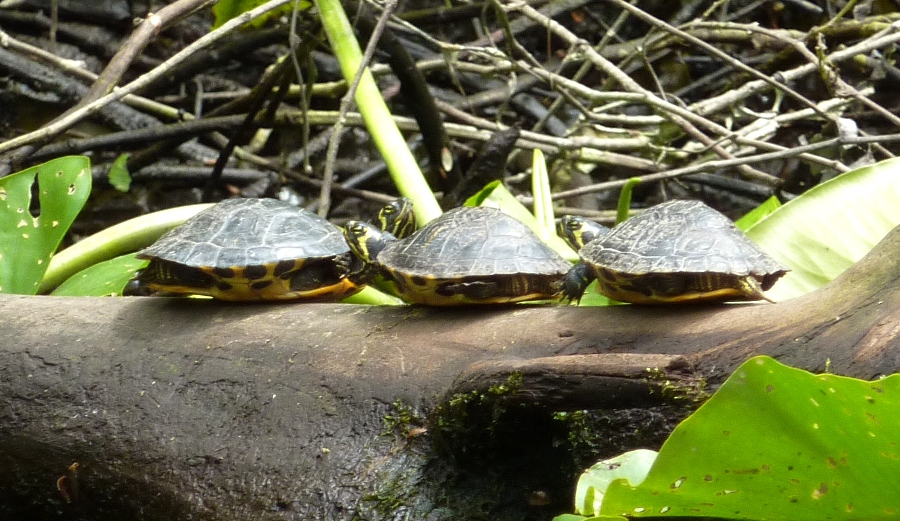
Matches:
[[2, 226, 899, 520]]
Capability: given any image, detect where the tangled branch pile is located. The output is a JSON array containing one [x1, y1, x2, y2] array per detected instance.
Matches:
[[1, 0, 898, 221]]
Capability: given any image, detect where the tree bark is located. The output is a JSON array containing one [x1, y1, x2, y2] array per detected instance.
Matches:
[[2, 225, 899, 520]]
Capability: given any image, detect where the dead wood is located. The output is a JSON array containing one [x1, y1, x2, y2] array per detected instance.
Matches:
[[1, 225, 899, 520]]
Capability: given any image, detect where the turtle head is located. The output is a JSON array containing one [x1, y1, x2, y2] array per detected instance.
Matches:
[[344, 221, 395, 264], [378, 198, 416, 239], [556, 215, 610, 251]]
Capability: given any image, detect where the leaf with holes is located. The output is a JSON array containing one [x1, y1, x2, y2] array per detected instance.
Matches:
[[600, 356, 900, 519], [0, 156, 91, 294]]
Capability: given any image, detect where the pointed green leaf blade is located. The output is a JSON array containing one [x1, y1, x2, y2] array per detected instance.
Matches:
[[52, 254, 146, 297]]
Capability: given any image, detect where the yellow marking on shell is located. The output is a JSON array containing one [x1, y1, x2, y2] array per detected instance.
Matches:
[[387, 269, 557, 306], [596, 271, 772, 304], [597, 284, 753, 304], [399, 287, 552, 305], [144, 277, 362, 301], [147, 260, 360, 302]]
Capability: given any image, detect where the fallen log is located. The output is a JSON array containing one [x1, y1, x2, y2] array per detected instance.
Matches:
[[1, 225, 898, 520]]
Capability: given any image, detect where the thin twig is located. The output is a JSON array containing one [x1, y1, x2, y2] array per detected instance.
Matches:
[[0, 0, 295, 158], [539, 133, 900, 203], [508, 1, 780, 185], [689, 19, 900, 116], [606, 0, 829, 118], [318, 0, 399, 217], [78, 0, 217, 108]]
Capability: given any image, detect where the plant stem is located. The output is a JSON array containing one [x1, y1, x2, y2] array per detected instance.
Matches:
[[315, 0, 441, 225]]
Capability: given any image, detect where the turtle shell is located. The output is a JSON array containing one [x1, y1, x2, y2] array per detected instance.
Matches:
[[134, 198, 359, 301], [579, 200, 787, 304], [376, 206, 571, 305]]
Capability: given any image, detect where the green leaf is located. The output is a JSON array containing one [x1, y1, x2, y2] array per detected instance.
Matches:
[[52, 254, 146, 296], [615, 178, 641, 224], [573, 280, 616, 307], [108, 153, 132, 192], [532, 149, 555, 243], [735, 196, 781, 231], [41, 203, 211, 293], [746, 157, 900, 301], [553, 515, 627, 521], [0, 156, 91, 294], [340, 285, 404, 305], [600, 356, 900, 519], [575, 449, 657, 516], [212, 0, 304, 29]]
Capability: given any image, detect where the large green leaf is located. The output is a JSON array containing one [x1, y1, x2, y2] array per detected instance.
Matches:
[[747, 158, 900, 301], [0, 156, 91, 294], [600, 356, 900, 519]]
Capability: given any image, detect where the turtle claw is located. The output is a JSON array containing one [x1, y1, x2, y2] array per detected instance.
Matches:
[[739, 276, 776, 303], [560, 263, 592, 305]]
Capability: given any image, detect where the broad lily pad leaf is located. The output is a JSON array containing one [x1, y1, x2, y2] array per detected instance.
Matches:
[[0, 156, 91, 294], [575, 449, 657, 516], [600, 356, 900, 519], [52, 254, 146, 297], [746, 157, 900, 301]]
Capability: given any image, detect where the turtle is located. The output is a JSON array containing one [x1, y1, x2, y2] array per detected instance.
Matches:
[[129, 197, 414, 301], [555, 215, 611, 247], [342, 206, 572, 305], [557, 200, 789, 304]]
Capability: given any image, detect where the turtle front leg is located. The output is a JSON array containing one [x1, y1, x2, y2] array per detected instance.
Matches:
[[561, 262, 595, 304]]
